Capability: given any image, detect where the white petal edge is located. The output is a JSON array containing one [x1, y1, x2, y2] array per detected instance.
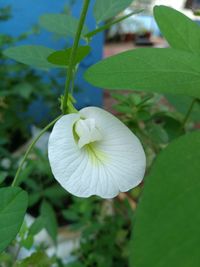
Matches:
[[48, 107, 146, 198]]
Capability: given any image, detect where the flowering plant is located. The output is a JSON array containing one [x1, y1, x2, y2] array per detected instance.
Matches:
[[1, 1, 200, 266]]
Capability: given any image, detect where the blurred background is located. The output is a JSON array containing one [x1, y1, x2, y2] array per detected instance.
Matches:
[[0, 0, 200, 266]]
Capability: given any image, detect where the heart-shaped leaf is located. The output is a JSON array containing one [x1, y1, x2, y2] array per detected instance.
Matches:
[[0, 187, 28, 253]]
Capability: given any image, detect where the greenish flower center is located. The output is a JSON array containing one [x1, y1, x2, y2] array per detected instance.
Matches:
[[73, 118, 107, 164]]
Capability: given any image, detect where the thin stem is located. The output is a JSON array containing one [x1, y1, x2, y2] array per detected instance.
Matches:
[[70, 67, 78, 95], [84, 10, 143, 39], [62, 0, 90, 114], [12, 115, 62, 187], [182, 98, 197, 128]]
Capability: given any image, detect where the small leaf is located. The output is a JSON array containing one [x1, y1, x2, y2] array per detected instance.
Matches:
[[29, 217, 45, 236], [154, 5, 200, 54], [166, 95, 200, 123], [40, 14, 88, 38], [153, 113, 183, 141], [62, 210, 80, 222], [28, 192, 42, 207], [163, 116, 183, 140], [94, 0, 133, 23], [40, 201, 57, 243], [47, 46, 91, 66], [130, 131, 200, 267], [113, 104, 132, 114], [44, 184, 67, 200], [0, 187, 28, 253], [85, 48, 200, 98], [3, 45, 56, 70], [21, 235, 34, 250], [12, 82, 33, 99], [147, 124, 169, 144], [16, 251, 53, 267]]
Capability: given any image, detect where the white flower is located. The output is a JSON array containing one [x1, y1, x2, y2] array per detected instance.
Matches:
[[48, 107, 146, 199]]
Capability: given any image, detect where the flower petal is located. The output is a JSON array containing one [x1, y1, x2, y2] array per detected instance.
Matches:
[[79, 107, 146, 193], [48, 107, 146, 198]]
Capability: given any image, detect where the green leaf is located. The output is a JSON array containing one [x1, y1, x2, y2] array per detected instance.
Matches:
[[62, 210, 80, 222], [44, 184, 67, 200], [29, 216, 45, 236], [3, 45, 56, 70], [12, 82, 33, 99], [166, 95, 200, 123], [47, 46, 91, 66], [94, 0, 133, 23], [39, 14, 88, 38], [0, 187, 28, 253], [21, 234, 34, 250], [85, 48, 200, 98], [40, 200, 57, 243], [113, 104, 132, 114], [16, 251, 53, 267], [0, 252, 13, 265], [153, 113, 183, 141], [154, 5, 200, 54], [147, 124, 169, 144], [130, 131, 200, 267], [28, 192, 42, 207]]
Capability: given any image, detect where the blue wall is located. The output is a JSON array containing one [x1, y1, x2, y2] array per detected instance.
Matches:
[[0, 0, 103, 118]]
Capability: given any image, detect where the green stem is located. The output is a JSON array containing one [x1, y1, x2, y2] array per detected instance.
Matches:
[[70, 66, 78, 95], [182, 98, 197, 128], [12, 115, 62, 187], [84, 10, 143, 39], [62, 0, 90, 114]]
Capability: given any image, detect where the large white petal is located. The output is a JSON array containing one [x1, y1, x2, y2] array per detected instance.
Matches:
[[79, 107, 146, 193], [48, 107, 146, 198]]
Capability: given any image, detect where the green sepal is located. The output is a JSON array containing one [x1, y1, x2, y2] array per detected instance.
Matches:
[[60, 94, 78, 115]]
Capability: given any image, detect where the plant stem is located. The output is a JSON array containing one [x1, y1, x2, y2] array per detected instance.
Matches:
[[11, 115, 62, 187], [70, 67, 77, 95], [84, 10, 143, 39], [182, 98, 197, 128], [62, 0, 90, 114]]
